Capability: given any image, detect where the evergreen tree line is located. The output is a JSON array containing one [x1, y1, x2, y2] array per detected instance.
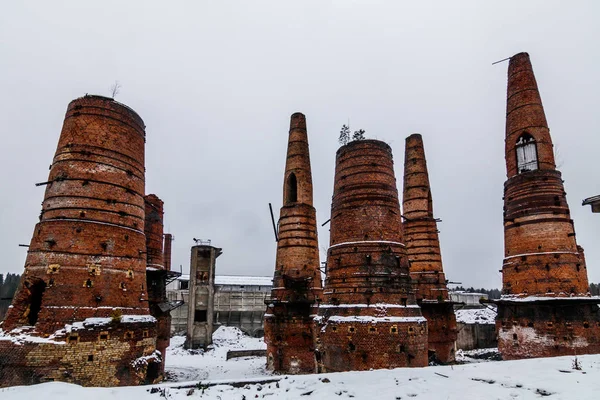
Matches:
[[0, 273, 21, 321]]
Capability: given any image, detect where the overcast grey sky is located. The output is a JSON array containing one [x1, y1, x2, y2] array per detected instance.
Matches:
[[1, 1, 598, 289]]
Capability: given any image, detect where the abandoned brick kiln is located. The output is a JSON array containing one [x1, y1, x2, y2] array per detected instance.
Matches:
[[402, 134, 457, 364], [264, 113, 323, 374], [495, 53, 600, 359], [0, 95, 174, 387]]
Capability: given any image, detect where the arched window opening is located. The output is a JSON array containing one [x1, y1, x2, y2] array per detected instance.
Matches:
[[285, 173, 298, 204], [516, 133, 538, 173]]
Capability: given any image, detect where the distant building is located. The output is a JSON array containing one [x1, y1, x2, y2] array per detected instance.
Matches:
[[449, 292, 489, 309], [167, 274, 272, 339], [583, 195, 600, 213]]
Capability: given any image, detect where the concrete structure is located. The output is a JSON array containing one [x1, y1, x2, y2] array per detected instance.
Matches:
[[168, 275, 272, 336], [495, 53, 600, 360], [0, 95, 161, 387], [264, 113, 323, 374], [185, 243, 222, 349], [583, 196, 600, 213], [316, 139, 428, 372], [402, 134, 457, 363]]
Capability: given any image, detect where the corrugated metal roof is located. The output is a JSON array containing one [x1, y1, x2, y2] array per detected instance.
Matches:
[[583, 195, 600, 205]]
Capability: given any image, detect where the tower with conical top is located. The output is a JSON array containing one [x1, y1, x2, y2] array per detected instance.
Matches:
[[496, 53, 600, 359], [264, 113, 322, 374], [402, 133, 457, 363], [315, 139, 428, 372]]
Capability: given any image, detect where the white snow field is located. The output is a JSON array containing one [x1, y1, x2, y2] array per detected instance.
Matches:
[[1, 326, 599, 399]]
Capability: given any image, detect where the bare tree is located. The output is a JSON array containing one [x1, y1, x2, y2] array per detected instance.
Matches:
[[352, 129, 366, 141], [110, 81, 121, 98]]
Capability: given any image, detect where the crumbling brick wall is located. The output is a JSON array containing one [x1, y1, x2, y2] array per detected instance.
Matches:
[[264, 113, 322, 374], [497, 53, 600, 359], [316, 140, 428, 372], [0, 95, 160, 386]]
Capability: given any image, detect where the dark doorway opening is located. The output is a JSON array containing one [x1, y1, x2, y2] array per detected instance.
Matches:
[[27, 279, 46, 326]]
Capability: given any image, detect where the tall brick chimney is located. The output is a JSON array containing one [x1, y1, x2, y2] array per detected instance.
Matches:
[[315, 139, 428, 372], [0, 95, 161, 387], [402, 133, 457, 363], [264, 113, 322, 374], [496, 53, 600, 359], [163, 233, 173, 271]]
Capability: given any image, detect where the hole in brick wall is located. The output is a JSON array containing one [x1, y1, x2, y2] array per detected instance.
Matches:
[[369, 326, 377, 333], [390, 326, 398, 334], [584, 322, 590, 329], [79, 211, 85, 217], [69, 334, 79, 344], [331, 326, 337, 332], [547, 322, 553, 328], [127, 270, 134, 279], [45, 239, 56, 248], [521, 256, 527, 261], [538, 245, 542, 250], [76, 227, 82, 233], [48, 278, 54, 287], [348, 327, 355, 333], [379, 287, 383, 292], [126, 169, 133, 176], [118, 211, 127, 217], [576, 264, 581, 271], [82, 180, 89, 186], [120, 282, 127, 290], [125, 234, 129, 241], [353, 247, 358, 252], [275, 335, 282, 341], [408, 327, 414, 334], [88, 355, 94, 362], [47, 264, 60, 274], [566, 322, 573, 329], [515, 266, 519, 272], [366, 254, 371, 264], [348, 342, 355, 352], [125, 331, 134, 339], [143, 330, 149, 338], [545, 264, 550, 271], [528, 321, 534, 327], [285, 173, 298, 204], [398, 344, 405, 353], [25, 279, 46, 326], [513, 333, 518, 340], [85, 279, 93, 288], [364, 234, 368, 240], [100, 242, 108, 251], [99, 333, 108, 340], [401, 298, 407, 306]]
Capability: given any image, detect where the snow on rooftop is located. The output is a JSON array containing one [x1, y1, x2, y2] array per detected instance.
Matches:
[[455, 307, 497, 325]]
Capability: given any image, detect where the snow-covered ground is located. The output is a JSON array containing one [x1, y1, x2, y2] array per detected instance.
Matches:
[[455, 306, 497, 324], [2, 326, 600, 399], [165, 326, 267, 381]]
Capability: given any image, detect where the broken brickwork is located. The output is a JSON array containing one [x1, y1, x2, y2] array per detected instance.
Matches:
[[315, 140, 428, 372], [264, 113, 322, 374], [402, 134, 457, 363], [143, 194, 173, 375], [496, 53, 600, 359], [0, 95, 162, 387]]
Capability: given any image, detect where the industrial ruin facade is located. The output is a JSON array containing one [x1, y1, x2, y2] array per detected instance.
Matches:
[[315, 139, 428, 371], [495, 53, 600, 359], [0, 95, 171, 387], [402, 134, 457, 363], [264, 113, 323, 374]]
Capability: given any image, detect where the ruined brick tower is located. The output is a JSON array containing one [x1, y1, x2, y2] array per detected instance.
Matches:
[[144, 194, 176, 376], [264, 113, 322, 374], [496, 53, 600, 359], [316, 139, 428, 372], [0, 95, 161, 387], [402, 134, 457, 363]]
